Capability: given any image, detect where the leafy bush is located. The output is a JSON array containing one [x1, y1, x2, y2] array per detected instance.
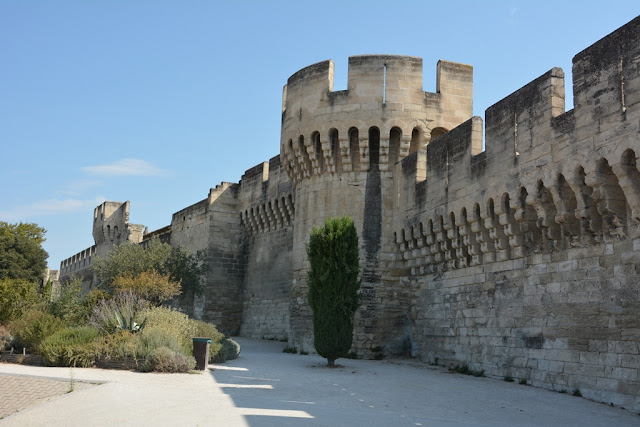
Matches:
[[112, 270, 181, 305], [40, 326, 99, 367], [91, 330, 141, 361], [164, 247, 209, 297], [211, 338, 240, 363], [8, 309, 64, 352], [91, 326, 204, 367], [84, 289, 111, 307], [140, 346, 196, 373], [0, 278, 40, 323], [139, 327, 189, 357], [89, 291, 149, 334], [93, 238, 207, 299], [140, 306, 194, 349], [92, 238, 171, 289], [307, 216, 361, 367], [140, 306, 226, 361], [0, 325, 13, 350], [48, 278, 85, 323], [88, 306, 228, 371]]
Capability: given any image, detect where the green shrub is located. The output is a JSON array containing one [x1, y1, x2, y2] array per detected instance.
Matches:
[[84, 289, 111, 308], [210, 338, 240, 363], [191, 319, 223, 343], [112, 270, 181, 305], [89, 304, 228, 372], [49, 278, 85, 323], [140, 346, 196, 373], [40, 326, 99, 367], [0, 278, 40, 323], [141, 306, 193, 341], [139, 327, 189, 357], [92, 238, 208, 298], [0, 325, 13, 351], [8, 309, 64, 352], [307, 216, 361, 367], [91, 330, 141, 360], [140, 306, 224, 356], [89, 291, 149, 334]]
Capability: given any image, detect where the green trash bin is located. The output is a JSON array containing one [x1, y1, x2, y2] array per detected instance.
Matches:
[[192, 338, 212, 370]]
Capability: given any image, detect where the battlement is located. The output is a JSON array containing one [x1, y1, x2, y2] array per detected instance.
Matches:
[[395, 14, 640, 269], [281, 55, 473, 184], [238, 155, 295, 236], [60, 245, 96, 277]]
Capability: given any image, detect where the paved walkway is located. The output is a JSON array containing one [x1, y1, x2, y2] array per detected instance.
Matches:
[[0, 338, 638, 426], [0, 373, 96, 418]]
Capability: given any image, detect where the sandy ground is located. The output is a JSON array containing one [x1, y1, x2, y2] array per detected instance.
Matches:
[[1, 337, 638, 426]]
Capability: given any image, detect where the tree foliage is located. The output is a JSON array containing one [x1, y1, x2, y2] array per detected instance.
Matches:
[[164, 247, 208, 297], [92, 238, 171, 288], [0, 278, 40, 324], [0, 222, 48, 283], [307, 216, 361, 367], [48, 278, 108, 324], [113, 270, 181, 305], [92, 237, 207, 298]]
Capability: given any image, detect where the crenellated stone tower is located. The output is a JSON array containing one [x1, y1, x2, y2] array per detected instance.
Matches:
[[280, 55, 474, 353], [92, 201, 145, 258]]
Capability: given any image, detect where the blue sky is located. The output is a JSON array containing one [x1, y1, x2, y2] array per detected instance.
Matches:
[[2, 1, 640, 269]]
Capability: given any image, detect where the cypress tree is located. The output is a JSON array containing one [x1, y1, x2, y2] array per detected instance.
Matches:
[[307, 216, 361, 367]]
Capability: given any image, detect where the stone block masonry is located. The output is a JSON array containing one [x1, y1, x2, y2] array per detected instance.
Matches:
[[60, 15, 640, 411]]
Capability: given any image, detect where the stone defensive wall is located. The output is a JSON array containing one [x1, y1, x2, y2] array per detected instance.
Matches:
[[237, 155, 294, 340], [393, 17, 640, 409], [59, 244, 96, 279], [57, 15, 640, 411], [168, 158, 295, 336]]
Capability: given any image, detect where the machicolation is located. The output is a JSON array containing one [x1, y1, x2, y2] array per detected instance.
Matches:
[[61, 16, 640, 411]]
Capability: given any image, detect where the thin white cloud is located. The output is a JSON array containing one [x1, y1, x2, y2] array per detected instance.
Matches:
[[0, 196, 107, 222], [59, 179, 104, 196], [82, 158, 168, 177]]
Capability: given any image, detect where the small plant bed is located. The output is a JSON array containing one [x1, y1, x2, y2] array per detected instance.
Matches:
[[1, 288, 239, 373], [0, 226, 240, 373]]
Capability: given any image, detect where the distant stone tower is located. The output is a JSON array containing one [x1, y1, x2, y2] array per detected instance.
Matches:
[[92, 201, 144, 258], [280, 55, 474, 353]]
